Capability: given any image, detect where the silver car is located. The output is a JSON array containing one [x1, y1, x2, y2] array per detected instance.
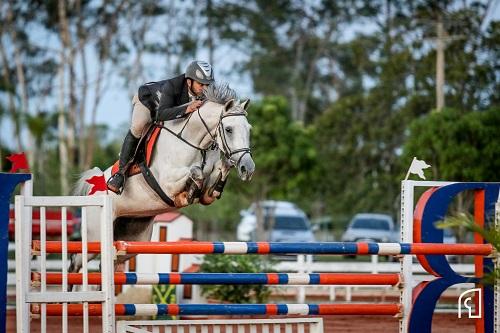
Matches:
[[341, 213, 397, 243], [236, 201, 315, 243]]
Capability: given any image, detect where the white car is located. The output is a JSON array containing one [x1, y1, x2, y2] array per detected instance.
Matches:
[[341, 213, 397, 243], [236, 201, 315, 243]]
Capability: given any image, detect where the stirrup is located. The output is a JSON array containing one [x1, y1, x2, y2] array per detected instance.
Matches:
[[107, 173, 125, 194]]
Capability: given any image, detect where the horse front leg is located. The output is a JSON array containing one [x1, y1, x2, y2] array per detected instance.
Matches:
[[200, 161, 232, 205], [173, 166, 204, 207]]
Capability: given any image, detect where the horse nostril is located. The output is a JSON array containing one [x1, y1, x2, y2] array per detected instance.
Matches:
[[240, 165, 246, 174]]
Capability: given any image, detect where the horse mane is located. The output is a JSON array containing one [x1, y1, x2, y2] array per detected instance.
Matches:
[[204, 82, 238, 105]]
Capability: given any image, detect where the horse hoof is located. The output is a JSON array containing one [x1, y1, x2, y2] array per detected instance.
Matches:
[[199, 191, 216, 205]]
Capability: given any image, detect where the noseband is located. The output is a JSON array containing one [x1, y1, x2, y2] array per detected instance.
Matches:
[[217, 112, 252, 167]]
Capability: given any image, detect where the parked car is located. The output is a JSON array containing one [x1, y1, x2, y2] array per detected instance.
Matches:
[[236, 200, 315, 243], [341, 213, 398, 243]]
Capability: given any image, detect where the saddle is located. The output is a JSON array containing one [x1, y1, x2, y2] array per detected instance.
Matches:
[[111, 124, 162, 177], [111, 123, 176, 206]]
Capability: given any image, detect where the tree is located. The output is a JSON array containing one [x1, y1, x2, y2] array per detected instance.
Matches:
[[403, 107, 500, 182], [200, 254, 272, 303], [184, 96, 317, 239], [209, 0, 379, 122], [313, 1, 499, 221]]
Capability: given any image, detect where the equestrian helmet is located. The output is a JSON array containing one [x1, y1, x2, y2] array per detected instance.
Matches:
[[185, 61, 214, 85]]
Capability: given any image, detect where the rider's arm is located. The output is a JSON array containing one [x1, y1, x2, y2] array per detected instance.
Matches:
[[156, 81, 189, 121]]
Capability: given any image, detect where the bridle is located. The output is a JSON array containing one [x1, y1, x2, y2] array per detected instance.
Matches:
[[158, 103, 252, 169], [216, 111, 252, 167]]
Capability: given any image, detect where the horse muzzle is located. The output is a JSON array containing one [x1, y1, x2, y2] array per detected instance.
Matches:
[[237, 154, 255, 181]]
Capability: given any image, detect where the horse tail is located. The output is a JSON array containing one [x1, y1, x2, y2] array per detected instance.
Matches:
[[73, 167, 104, 196]]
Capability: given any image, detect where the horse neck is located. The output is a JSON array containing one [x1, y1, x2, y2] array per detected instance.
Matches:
[[165, 101, 222, 148]]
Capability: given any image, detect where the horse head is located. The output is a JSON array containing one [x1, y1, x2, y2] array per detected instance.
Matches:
[[217, 98, 255, 181]]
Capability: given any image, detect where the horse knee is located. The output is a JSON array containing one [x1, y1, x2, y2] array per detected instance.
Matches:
[[189, 166, 203, 180], [174, 192, 189, 208]]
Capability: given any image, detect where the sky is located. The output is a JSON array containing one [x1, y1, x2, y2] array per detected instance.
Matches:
[[1, 1, 499, 148]]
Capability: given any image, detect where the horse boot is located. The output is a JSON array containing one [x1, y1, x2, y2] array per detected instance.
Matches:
[[186, 166, 204, 204], [107, 130, 140, 194]]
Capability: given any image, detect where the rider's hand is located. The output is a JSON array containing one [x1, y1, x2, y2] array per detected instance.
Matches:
[[186, 100, 204, 113]]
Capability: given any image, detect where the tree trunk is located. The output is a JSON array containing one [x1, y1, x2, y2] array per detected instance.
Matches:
[[76, 0, 88, 171], [6, 0, 34, 163], [67, 54, 77, 167], [58, 0, 77, 168], [207, 0, 214, 65], [290, 36, 305, 122], [58, 57, 69, 195], [58, 0, 70, 194], [301, 28, 334, 123], [435, 15, 445, 111], [12, 48, 33, 160]]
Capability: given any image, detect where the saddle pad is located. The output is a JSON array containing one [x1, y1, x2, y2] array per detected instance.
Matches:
[[111, 126, 163, 177]]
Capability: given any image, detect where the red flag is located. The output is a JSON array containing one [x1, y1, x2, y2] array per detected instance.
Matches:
[[7, 152, 30, 173], [86, 174, 108, 195]]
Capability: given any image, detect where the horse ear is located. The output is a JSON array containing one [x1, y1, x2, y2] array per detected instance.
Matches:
[[241, 99, 250, 111], [224, 99, 235, 112]]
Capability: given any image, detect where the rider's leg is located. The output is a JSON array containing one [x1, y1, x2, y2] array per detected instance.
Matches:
[[107, 95, 151, 194]]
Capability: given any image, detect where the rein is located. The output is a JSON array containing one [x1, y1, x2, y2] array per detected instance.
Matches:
[[157, 104, 251, 169]]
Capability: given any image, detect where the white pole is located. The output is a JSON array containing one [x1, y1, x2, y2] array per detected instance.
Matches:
[[100, 195, 115, 333], [15, 195, 31, 333], [82, 207, 89, 333], [61, 207, 68, 332], [297, 255, 305, 303], [40, 207, 47, 333], [400, 180, 414, 332]]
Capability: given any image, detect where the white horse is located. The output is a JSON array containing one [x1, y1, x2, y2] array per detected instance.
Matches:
[[71, 83, 255, 273]]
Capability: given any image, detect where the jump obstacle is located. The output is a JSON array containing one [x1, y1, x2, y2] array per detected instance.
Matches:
[[3, 176, 499, 333]]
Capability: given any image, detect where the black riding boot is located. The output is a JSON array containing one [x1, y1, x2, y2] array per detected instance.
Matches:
[[107, 131, 140, 194]]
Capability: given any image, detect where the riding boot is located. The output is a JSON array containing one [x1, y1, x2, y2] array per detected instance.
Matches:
[[107, 131, 140, 194]]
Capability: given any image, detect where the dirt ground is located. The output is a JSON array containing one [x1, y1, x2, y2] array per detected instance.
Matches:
[[7, 311, 477, 332]]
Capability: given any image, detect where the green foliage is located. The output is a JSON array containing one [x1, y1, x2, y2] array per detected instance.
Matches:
[[199, 255, 273, 304], [246, 96, 318, 203], [210, 1, 380, 121], [436, 214, 500, 286], [183, 96, 317, 235], [403, 108, 500, 181]]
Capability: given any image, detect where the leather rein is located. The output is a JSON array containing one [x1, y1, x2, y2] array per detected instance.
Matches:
[[158, 104, 252, 170]]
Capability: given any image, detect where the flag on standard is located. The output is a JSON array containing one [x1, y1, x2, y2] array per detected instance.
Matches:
[[405, 157, 431, 180]]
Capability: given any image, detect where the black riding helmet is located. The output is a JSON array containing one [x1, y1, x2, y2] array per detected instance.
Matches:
[[185, 61, 214, 85]]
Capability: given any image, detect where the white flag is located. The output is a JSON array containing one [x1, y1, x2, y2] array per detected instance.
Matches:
[[405, 157, 431, 180]]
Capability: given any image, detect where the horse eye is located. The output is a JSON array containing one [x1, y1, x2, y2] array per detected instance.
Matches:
[[225, 127, 233, 134]]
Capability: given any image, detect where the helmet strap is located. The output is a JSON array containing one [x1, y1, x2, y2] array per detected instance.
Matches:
[[186, 79, 195, 95]]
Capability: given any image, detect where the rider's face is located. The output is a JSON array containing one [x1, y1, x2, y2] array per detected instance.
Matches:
[[188, 79, 208, 96]]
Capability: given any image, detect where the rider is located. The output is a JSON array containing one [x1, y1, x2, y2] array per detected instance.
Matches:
[[107, 60, 215, 194]]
